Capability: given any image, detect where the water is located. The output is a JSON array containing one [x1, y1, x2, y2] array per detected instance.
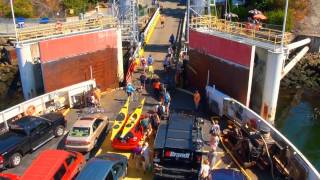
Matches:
[[276, 89, 320, 171]]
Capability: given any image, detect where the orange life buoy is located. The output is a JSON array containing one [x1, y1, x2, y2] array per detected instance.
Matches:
[[25, 105, 36, 116]]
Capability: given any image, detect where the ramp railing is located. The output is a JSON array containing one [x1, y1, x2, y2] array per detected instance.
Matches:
[[190, 15, 291, 45], [16, 17, 117, 42]]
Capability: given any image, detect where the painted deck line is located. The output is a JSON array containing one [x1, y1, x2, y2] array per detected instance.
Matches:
[[63, 108, 70, 116]]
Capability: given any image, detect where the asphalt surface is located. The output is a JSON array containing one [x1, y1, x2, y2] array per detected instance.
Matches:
[[1, 0, 188, 178]]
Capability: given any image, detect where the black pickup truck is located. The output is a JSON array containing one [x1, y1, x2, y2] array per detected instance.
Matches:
[[0, 112, 66, 169], [153, 112, 204, 180]]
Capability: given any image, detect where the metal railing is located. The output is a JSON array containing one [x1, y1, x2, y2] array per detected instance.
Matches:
[[0, 80, 96, 131], [190, 16, 291, 45], [16, 17, 117, 42]]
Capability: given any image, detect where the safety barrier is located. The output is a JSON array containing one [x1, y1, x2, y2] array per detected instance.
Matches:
[[16, 17, 117, 42], [190, 16, 291, 45], [0, 80, 96, 130]]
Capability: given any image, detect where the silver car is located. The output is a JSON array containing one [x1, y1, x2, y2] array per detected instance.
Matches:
[[65, 115, 108, 152]]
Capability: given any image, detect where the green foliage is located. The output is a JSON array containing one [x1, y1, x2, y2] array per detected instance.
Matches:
[[3, 0, 34, 18], [63, 0, 89, 15], [231, 6, 248, 20], [265, 9, 293, 31]]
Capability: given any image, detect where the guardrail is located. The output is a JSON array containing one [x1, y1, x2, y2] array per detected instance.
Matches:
[[190, 16, 291, 45], [16, 17, 117, 42], [0, 80, 96, 131], [125, 7, 160, 83]]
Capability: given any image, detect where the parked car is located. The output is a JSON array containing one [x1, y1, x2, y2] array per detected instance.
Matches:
[[20, 150, 85, 180], [0, 173, 20, 180], [76, 153, 128, 180], [65, 115, 108, 152], [0, 112, 66, 168]]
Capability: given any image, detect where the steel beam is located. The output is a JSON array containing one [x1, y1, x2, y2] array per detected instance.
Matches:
[[287, 38, 311, 51], [282, 46, 309, 78]]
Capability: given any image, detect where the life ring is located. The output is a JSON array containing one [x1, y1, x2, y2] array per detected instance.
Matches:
[[55, 22, 62, 31], [25, 105, 36, 116]]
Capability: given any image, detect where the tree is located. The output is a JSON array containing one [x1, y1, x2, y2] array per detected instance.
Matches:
[[62, 0, 89, 16], [3, 0, 34, 18]]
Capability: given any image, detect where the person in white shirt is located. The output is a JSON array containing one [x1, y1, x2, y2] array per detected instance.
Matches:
[[199, 159, 210, 180], [141, 142, 150, 173]]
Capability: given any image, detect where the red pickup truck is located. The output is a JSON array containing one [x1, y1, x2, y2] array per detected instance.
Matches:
[[20, 150, 85, 180]]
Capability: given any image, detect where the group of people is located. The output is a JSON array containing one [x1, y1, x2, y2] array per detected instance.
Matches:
[[133, 110, 162, 173], [199, 121, 221, 180], [133, 141, 151, 174]]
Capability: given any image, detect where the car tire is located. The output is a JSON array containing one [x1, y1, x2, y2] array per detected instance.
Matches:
[[54, 125, 65, 137], [10, 153, 22, 167]]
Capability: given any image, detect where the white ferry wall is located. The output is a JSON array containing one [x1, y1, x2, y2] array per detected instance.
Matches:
[[0, 80, 96, 132], [206, 85, 320, 179]]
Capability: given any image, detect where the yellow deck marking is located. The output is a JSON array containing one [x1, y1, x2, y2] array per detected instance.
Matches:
[[63, 108, 70, 116], [213, 159, 222, 169]]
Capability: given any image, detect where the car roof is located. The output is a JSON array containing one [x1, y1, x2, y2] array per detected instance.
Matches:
[[20, 150, 71, 180], [41, 112, 63, 121], [76, 159, 112, 180], [76, 154, 127, 180], [73, 119, 95, 127], [12, 112, 62, 128], [155, 113, 194, 150]]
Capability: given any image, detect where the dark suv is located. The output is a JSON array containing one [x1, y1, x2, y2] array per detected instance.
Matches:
[[153, 113, 203, 180]]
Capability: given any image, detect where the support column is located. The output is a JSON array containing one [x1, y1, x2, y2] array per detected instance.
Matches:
[[16, 44, 36, 100], [117, 29, 124, 82], [261, 50, 285, 124]]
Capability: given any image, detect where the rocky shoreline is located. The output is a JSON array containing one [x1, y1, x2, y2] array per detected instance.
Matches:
[[281, 52, 320, 91], [0, 63, 19, 98]]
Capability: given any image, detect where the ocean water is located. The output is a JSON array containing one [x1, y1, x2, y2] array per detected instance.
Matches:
[[276, 90, 320, 171]]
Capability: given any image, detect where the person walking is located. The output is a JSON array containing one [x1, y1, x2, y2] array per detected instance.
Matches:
[[210, 121, 221, 135], [199, 159, 210, 180], [193, 90, 201, 112], [140, 72, 147, 90], [208, 150, 217, 170], [155, 102, 166, 120], [169, 33, 175, 45], [93, 87, 101, 107], [164, 91, 171, 115], [140, 56, 147, 72], [126, 83, 136, 101], [168, 46, 174, 59], [141, 142, 150, 173], [150, 112, 160, 131], [147, 54, 153, 66], [163, 55, 170, 72], [160, 15, 165, 28], [210, 133, 219, 152], [147, 64, 154, 82], [152, 79, 161, 99]]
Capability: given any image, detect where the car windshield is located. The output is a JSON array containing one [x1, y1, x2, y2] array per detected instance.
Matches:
[[69, 127, 90, 137]]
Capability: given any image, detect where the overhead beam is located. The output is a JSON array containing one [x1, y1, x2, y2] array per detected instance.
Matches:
[[287, 38, 311, 51], [281, 46, 309, 79]]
